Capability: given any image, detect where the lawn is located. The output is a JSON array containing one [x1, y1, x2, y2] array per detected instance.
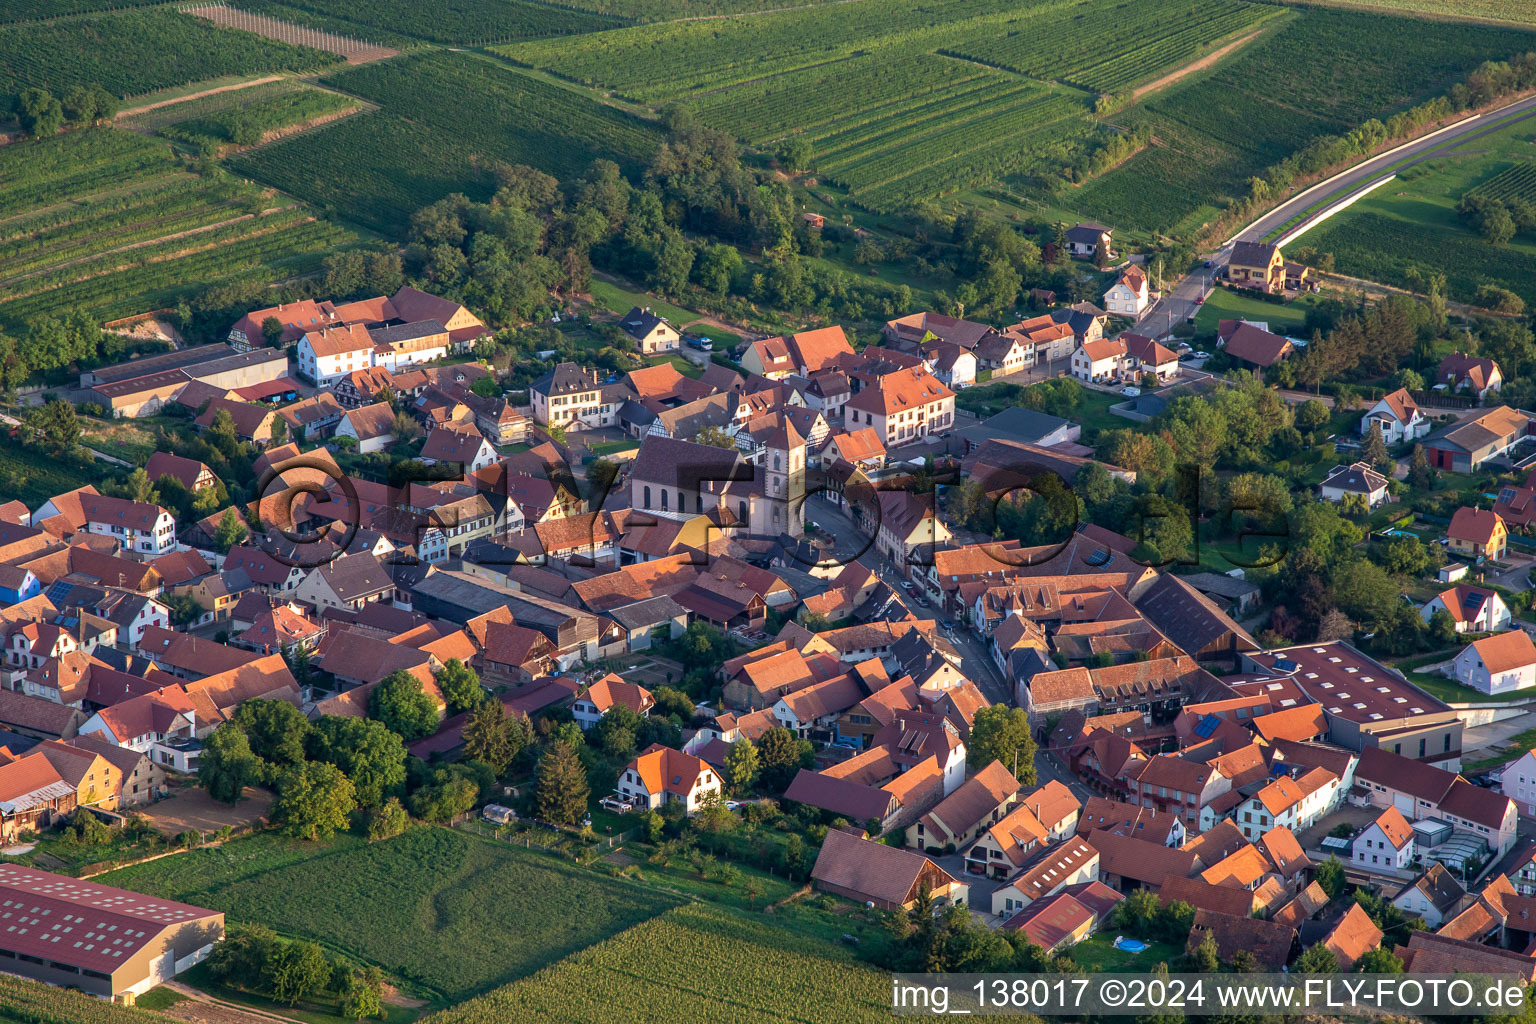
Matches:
[[97, 827, 678, 1003], [1305, 118, 1536, 305], [1192, 285, 1320, 335], [176, 962, 418, 1024], [589, 279, 698, 325], [589, 440, 641, 456], [1069, 933, 1182, 971], [419, 903, 897, 1024]]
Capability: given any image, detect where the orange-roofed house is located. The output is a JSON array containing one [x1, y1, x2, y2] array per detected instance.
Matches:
[[616, 743, 722, 815], [843, 367, 954, 447], [1447, 507, 1507, 561], [1421, 583, 1511, 634], [1103, 266, 1150, 318], [1451, 630, 1536, 696], [0, 752, 78, 841], [1070, 337, 1127, 383], [906, 760, 1021, 853], [1323, 903, 1384, 970], [1352, 805, 1415, 872], [1233, 766, 1339, 841], [573, 673, 654, 730], [1361, 388, 1428, 444], [296, 323, 373, 387]]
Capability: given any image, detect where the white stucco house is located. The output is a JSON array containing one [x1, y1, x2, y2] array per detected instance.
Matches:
[[1450, 630, 1536, 696], [1102, 265, 1150, 318], [1361, 388, 1428, 444], [1353, 806, 1415, 872]]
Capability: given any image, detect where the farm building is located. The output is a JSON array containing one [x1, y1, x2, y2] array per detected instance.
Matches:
[[0, 863, 222, 1001]]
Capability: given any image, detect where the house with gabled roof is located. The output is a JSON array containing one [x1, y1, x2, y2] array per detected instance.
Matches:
[[1423, 405, 1531, 473], [1438, 352, 1503, 399], [1103, 266, 1150, 318], [991, 835, 1100, 917], [1221, 322, 1293, 369], [619, 306, 680, 354], [1321, 902, 1383, 970], [1001, 881, 1122, 953], [1065, 222, 1112, 259], [812, 827, 964, 910], [1187, 908, 1296, 968], [1318, 461, 1390, 509], [1448, 506, 1507, 561], [1227, 241, 1285, 294], [1421, 584, 1510, 634], [573, 673, 654, 730], [616, 744, 721, 815], [1353, 806, 1415, 872], [1361, 387, 1428, 444], [1089, 828, 1197, 893], [1451, 630, 1536, 696], [906, 760, 1020, 853], [1392, 862, 1467, 928]]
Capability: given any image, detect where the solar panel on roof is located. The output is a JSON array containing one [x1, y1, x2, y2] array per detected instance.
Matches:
[[1194, 714, 1221, 738], [1274, 658, 1300, 672], [1084, 548, 1114, 567]]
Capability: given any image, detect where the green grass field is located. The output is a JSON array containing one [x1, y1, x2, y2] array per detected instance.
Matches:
[[1193, 286, 1320, 335], [420, 903, 897, 1024], [1304, 119, 1536, 305], [1283, 0, 1536, 26], [97, 827, 678, 1003], [0, 972, 169, 1023]]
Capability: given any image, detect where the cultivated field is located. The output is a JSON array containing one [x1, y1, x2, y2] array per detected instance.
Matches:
[[231, 51, 662, 232], [1284, 0, 1536, 26], [421, 904, 897, 1024], [0, 972, 169, 1024], [0, 8, 339, 98], [1305, 119, 1536, 304], [0, 0, 160, 21], [185, 5, 398, 63], [1071, 8, 1536, 233], [98, 827, 678, 1003], [0, 128, 359, 328], [125, 79, 362, 150], [241, 0, 624, 45]]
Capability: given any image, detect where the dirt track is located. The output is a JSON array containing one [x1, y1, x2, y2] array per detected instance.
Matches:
[[1132, 30, 1263, 100]]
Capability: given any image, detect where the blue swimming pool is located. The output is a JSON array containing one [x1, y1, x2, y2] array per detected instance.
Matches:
[[1114, 938, 1148, 953], [1382, 529, 1417, 538]]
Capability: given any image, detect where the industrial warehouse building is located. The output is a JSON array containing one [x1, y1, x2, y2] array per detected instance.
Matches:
[[0, 864, 222, 1002]]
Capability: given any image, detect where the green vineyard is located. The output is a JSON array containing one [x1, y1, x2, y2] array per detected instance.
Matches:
[[249, 0, 626, 45], [0, 8, 339, 98], [232, 51, 662, 232], [942, 0, 1282, 93], [1469, 162, 1536, 204], [0, 128, 359, 328]]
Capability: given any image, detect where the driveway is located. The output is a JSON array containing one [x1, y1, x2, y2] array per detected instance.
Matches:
[[931, 850, 1010, 922]]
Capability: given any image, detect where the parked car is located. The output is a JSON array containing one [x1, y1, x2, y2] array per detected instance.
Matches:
[[598, 795, 632, 814], [1121, 386, 1141, 397]]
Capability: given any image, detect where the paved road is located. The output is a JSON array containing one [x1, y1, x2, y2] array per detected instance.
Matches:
[[1234, 94, 1536, 246], [1132, 94, 1536, 341]]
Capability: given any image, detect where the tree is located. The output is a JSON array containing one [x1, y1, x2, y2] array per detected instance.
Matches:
[[725, 738, 760, 794], [1407, 443, 1436, 490], [1355, 947, 1404, 973], [409, 768, 479, 822], [1294, 943, 1340, 973], [651, 686, 695, 720], [535, 741, 589, 825], [342, 967, 385, 1020], [776, 135, 813, 173], [270, 761, 356, 841], [692, 425, 736, 448], [214, 507, 248, 552], [1113, 888, 1159, 937], [966, 706, 1037, 784], [1317, 608, 1353, 642], [1295, 399, 1330, 442], [17, 88, 63, 138], [268, 940, 331, 1005], [1480, 203, 1517, 244], [231, 698, 311, 766], [164, 592, 204, 627], [1317, 855, 1346, 899], [756, 726, 803, 791], [462, 699, 525, 774], [594, 704, 640, 757], [435, 659, 486, 715], [199, 724, 264, 803], [261, 316, 285, 346], [367, 797, 410, 841], [1185, 931, 1220, 973], [1361, 422, 1391, 472], [29, 399, 79, 455], [306, 715, 407, 809], [208, 924, 281, 990], [368, 670, 440, 741]]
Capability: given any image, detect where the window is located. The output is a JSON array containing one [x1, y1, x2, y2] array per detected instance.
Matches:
[[1419, 738, 1427, 758], [1446, 734, 1452, 752], [661, 490, 668, 511]]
